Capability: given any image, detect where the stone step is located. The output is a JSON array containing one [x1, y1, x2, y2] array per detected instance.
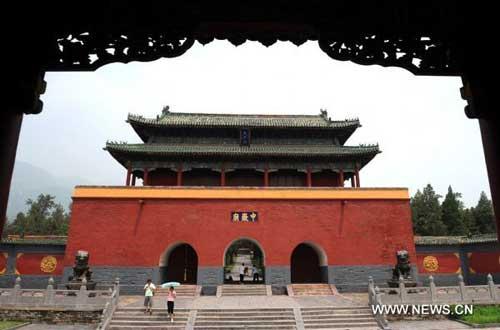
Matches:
[[198, 309, 292, 312], [290, 284, 333, 296], [302, 313, 374, 319], [194, 326, 296, 330], [303, 317, 377, 324], [112, 316, 189, 321], [109, 326, 186, 330], [304, 322, 378, 329], [110, 320, 188, 326], [196, 316, 295, 321], [195, 321, 297, 326]]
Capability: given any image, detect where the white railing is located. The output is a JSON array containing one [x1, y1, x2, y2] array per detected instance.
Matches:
[[368, 277, 390, 329], [97, 278, 120, 330], [0, 277, 113, 309], [375, 274, 499, 305]]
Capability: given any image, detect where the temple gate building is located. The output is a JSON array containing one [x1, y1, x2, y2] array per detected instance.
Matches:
[[63, 108, 417, 292]]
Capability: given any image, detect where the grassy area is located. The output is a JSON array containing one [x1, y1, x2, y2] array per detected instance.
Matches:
[[456, 305, 500, 325], [0, 321, 26, 330]]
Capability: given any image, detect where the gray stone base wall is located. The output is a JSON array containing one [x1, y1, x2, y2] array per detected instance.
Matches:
[[197, 267, 223, 286], [63, 266, 160, 295], [0, 275, 63, 289], [265, 266, 291, 286], [419, 274, 460, 287], [0, 308, 102, 324], [329, 265, 393, 292]]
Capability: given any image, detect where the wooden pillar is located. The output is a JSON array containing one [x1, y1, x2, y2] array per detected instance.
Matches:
[[220, 168, 226, 186], [0, 112, 23, 237], [177, 165, 183, 186], [125, 166, 132, 186], [306, 167, 312, 187], [351, 174, 356, 188], [131, 175, 136, 186], [462, 73, 500, 238], [143, 168, 149, 186], [338, 169, 344, 187], [355, 166, 360, 188], [264, 168, 269, 187], [2, 67, 45, 237]]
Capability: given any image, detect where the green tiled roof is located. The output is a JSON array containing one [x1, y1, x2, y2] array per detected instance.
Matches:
[[415, 234, 498, 245], [127, 112, 360, 129], [105, 143, 380, 158]]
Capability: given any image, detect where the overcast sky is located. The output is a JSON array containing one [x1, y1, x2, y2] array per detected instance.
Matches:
[[15, 41, 490, 207]]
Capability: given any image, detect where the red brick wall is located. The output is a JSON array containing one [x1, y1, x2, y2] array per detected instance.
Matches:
[[65, 198, 415, 268], [16, 253, 64, 275]]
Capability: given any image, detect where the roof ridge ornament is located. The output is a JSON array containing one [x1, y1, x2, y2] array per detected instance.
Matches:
[[319, 108, 333, 123]]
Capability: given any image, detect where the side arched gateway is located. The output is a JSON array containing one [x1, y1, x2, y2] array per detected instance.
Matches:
[[290, 242, 328, 283], [159, 242, 198, 284]]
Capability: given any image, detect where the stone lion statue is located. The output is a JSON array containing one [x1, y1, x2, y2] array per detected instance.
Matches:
[[391, 250, 412, 280], [69, 250, 92, 282]]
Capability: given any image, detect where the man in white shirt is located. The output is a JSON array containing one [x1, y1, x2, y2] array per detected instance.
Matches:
[[239, 263, 245, 284], [143, 279, 156, 314]]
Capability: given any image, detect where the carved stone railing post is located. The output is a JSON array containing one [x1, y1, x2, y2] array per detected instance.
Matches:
[[429, 275, 436, 303], [375, 286, 389, 329], [368, 276, 375, 305], [44, 277, 55, 305], [487, 274, 497, 301], [76, 278, 88, 305], [399, 276, 407, 303], [458, 274, 467, 302], [10, 276, 21, 304], [114, 277, 120, 296]]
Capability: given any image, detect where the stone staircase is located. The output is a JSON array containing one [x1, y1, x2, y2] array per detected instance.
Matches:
[[300, 306, 379, 329], [108, 307, 191, 329], [194, 308, 297, 329], [290, 284, 335, 296], [156, 285, 199, 297], [218, 284, 268, 296]]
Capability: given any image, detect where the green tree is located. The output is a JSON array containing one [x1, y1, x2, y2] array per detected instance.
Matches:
[[411, 184, 447, 235], [473, 192, 496, 234], [441, 186, 467, 235], [4, 194, 70, 236], [462, 208, 477, 236]]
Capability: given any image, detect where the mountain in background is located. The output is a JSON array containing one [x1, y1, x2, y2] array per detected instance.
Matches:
[[6, 161, 89, 220]]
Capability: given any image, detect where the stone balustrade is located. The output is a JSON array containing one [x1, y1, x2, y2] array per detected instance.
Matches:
[[0, 276, 113, 309], [370, 274, 500, 305]]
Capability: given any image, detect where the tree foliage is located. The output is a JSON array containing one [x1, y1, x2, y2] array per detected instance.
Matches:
[[4, 194, 70, 237], [411, 185, 496, 236]]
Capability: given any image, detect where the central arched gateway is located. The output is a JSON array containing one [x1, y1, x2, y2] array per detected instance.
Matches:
[[224, 238, 265, 284], [290, 242, 328, 283], [160, 243, 198, 284]]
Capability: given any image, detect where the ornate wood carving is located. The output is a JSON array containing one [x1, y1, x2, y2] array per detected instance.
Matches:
[[318, 34, 461, 76], [52, 32, 195, 71]]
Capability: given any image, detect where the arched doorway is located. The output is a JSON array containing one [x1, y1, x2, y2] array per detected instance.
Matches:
[[290, 242, 328, 283], [224, 238, 265, 284], [160, 243, 198, 284]]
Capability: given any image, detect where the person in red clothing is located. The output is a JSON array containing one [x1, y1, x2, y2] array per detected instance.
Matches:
[[167, 286, 177, 323]]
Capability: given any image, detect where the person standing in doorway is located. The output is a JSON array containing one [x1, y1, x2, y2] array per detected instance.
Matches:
[[143, 279, 156, 315], [239, 263, 245, 284], [252, 264, 259, 283], [167, 286, 177, 323]]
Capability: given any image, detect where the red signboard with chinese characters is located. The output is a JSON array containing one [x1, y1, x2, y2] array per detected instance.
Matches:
[[231, 211, 258, 222]]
